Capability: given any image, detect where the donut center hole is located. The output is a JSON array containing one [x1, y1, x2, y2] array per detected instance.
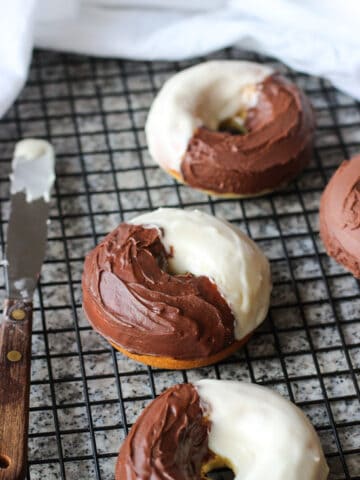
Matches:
[[203, 456, 235, 480], [166, 263, 191, 277], [207, 467, 234, 480], [216, 84, 274, 136], [218, 109, 248, 135], [161, 248, 193, 277]]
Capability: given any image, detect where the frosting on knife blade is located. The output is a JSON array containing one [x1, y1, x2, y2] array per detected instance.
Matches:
[[10, 139, 55, 202]]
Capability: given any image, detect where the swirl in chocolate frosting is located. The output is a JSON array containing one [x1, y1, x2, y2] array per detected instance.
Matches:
[[82, 224, 235, 359], [116, 383, 210, 480], [343, 180, 360, 230], [181, 75, 315, 195]]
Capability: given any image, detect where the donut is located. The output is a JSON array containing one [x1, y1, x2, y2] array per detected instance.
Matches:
[[320, 154, 360, 278], [82, 208, 271, 369], [145, 60, 315, 198], [116, 380, 329, 479]]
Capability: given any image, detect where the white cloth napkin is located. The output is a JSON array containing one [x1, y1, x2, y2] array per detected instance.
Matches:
[[1, 0, 359, 118]]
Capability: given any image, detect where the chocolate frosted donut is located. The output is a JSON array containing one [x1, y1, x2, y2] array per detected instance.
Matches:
[[320, 154, 360, 277], [82, 209, 271, 369], [116, 380, 329, 480], [146, 61, 315, 197], [117, 384, 209, 479]]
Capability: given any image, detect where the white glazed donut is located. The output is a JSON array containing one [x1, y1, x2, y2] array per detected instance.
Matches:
[[131, 208, 271, 341], [116, 380, 329, 479], [146, 60, 273, 173], [145, 60, 315, 197], [82, 208, 271, 369], [197, 380, 329, 480]]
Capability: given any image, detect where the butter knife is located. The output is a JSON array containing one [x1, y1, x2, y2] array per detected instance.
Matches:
[[0, 139, 55, 480]]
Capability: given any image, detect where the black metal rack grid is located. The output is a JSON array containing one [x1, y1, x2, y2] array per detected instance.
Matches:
[[0, 47, 359, 480]]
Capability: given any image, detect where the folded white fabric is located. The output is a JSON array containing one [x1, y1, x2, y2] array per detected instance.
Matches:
[[0, 1, 36, 117], [1, 0, 359, 118]]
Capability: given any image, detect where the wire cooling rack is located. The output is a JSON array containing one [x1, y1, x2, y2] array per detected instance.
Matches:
[[0, 48, 359, 480]]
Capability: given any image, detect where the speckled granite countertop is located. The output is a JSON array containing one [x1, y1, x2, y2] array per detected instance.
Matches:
[[0, 49, 359, 480]]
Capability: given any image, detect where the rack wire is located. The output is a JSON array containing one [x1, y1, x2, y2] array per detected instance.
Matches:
[[0, 47, 359, 480]]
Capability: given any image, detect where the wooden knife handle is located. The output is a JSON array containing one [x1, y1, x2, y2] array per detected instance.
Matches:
[[0, 299, 33, 480]]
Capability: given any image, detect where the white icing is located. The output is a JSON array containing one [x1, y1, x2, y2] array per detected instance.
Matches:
[[13, 278, 32, 300], [145, 60, 273, 173], [10, 139, 55, 202], [130, 208, 271, 340], [196, 379, 329, 480]]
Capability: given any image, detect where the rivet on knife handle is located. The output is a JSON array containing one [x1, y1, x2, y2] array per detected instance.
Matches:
[[0, 139, 55, 480]]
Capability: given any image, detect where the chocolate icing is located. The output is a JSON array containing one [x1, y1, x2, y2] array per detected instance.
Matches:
[[82, 224, 235, 359], [320, 155, 360, 278], [343, 180, 360, 230], [181, 75, 315, 195], [116, 383, 210, 480]]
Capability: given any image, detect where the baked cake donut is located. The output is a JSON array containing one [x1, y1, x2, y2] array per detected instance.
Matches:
[[146, 60, 315, 197], [320, 154, 360, 277], [116, 380, 329, 479], [82, 208, 271, 369]]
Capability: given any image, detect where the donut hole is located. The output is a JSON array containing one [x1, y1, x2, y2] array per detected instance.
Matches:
[[218, 110, 248, 135], [203, 455, 235, 480], [194, 85, 258, 136], [162, 245, 195, 278], [216, 83, 274, 136], [165, 263, 192, 278], [206, 467, 234, 479]]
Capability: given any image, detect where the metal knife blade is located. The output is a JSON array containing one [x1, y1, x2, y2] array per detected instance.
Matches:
[[0, 138, 55, 480], [5, 139, 55, 300], [5, 195, 50, 300]]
